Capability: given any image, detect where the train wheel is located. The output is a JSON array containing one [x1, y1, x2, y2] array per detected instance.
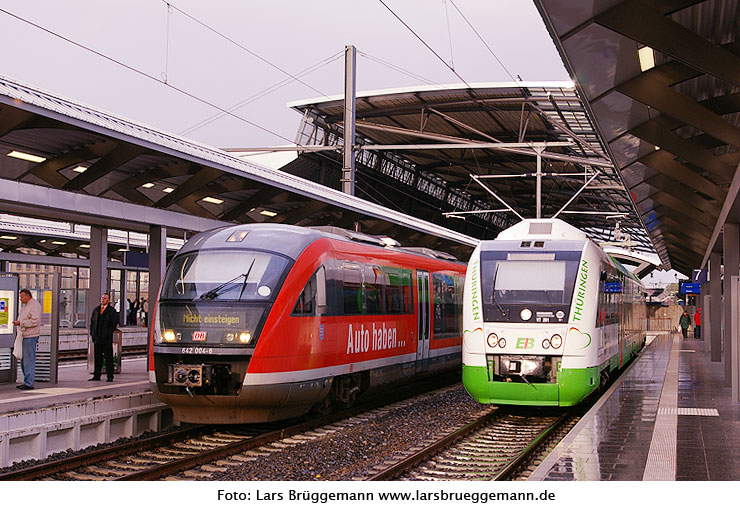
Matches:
[[335, 375, 361, 409], [599, 369, 610, 391]]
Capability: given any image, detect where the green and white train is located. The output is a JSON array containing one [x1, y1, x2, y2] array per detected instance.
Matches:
[[462, 218, 646, 407]]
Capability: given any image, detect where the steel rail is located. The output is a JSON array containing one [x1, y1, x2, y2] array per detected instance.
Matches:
[[365, 408, 504, 481], [492, 412, 571, 480], [0, 425, 208, 481]]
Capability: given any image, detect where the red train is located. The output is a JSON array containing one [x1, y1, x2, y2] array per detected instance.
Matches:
[[149, 224, 466, 423]]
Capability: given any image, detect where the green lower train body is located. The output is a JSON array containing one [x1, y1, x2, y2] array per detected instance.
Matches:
[[462, 364, 600, 406]]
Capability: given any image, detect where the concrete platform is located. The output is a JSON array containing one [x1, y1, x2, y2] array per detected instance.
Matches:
[[0, 356, 172, 467], [530, 332, 740, 480]]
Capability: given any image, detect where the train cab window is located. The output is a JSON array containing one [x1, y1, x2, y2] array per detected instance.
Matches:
[[293, 267, 326, 316]]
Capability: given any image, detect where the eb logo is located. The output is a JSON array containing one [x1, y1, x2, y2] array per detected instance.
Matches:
[[516, 337, 535, 349]]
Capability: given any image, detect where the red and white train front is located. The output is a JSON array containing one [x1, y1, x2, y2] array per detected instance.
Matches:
[[150, 224, 465, 423]]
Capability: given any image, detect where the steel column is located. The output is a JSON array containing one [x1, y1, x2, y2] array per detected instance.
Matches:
[[710, 251, 722, 361], [723, 223, 739, 385], [148, 225, 167, 368], [89, 226, 108, 320], [341, 45, 356, 196]]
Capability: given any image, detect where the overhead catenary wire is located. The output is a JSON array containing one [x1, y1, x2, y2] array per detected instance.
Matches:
[[179, 51, 344, 137], [377, 0, 473, 89], [0, 7, 299, 146], [165, 1, 333, 102], [447, 0, 521, 85], [357, 50, 441, 87]]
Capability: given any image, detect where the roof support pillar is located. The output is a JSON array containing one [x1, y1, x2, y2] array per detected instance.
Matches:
[[536, 145, 543, 218], [341, 45, 356, 196], [723, 222, 739, 387], [89, 225, 108, 322], [710, 252, 722, 362], [148, 225, 166, 367]]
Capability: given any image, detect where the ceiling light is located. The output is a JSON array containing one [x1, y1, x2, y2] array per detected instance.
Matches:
[[7, 150, 46, 163], [638, 46, 655, 72], [654, 146, 660, 151], [39, 239, 46, 243], [79, 244, 90, 248], [141, 183, 155, 189], [259, 210, 277, 217], [51, 241, 66, 245], [202, 196, 224, 205], [0, 235, 17, 240], [162, 187, 174, 193], [73, 166, 87, 173]]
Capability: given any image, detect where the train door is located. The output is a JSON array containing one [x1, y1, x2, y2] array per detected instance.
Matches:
[[416, 270, 430, 368]]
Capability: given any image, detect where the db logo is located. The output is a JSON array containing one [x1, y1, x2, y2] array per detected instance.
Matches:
[[192, 331, 207, 342], [516, 337, 535, 349]]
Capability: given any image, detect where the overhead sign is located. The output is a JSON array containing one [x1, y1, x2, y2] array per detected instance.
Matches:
[[693, 269, 708, 284], [680, 282, 701, 294]]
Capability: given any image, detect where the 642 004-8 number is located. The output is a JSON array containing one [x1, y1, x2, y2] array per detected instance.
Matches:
[[181, 346, 213, 355]]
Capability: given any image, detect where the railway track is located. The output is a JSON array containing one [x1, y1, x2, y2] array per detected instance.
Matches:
[[366, 408, 578, 481], [1, 374, 463, 481]]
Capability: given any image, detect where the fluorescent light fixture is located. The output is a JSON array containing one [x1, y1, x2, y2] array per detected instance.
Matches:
[[73, 166, 87, 173], [141, 183, 155, 189], [0, 235, 17, 240], [259, 210, 278, 217], [39, 239, 46, 243], [51, 241, 66, 245], [162, 187, 174, 193], [79, 244, 90, 248], [202, 196, 224, 205], [638, 46, 655, 72], [7, 150, 46, 163]]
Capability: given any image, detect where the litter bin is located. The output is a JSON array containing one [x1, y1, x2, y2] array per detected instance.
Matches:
[[87, 330, 123, 375]]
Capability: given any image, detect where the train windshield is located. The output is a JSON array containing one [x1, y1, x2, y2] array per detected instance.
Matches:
[[481, 251, 581, 307], [161, 250, 290, 301]]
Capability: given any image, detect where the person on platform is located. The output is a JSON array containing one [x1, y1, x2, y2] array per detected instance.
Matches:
[[679, 310, 691, 339], [12, 289, 41, 390], [89, 292, 118, 382], [694, 308, 702, 339]]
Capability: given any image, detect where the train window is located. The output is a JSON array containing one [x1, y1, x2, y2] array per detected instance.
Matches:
[[161, 250, 290, 301], [383, 267, 412, 314], [364, 265, 383, 314], [342, 264, 362, 315], [433, 273, 462, 338], [293, 272, 317, 316]]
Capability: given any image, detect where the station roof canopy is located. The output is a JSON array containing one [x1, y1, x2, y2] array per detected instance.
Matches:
[[285, 81, 655, 256], [535, 0, 740, 276], [0, 74, 479, 260]]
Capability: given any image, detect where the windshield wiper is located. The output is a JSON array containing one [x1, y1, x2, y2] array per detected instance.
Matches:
[[491, 263, 507, 318], [200, 272, 249, 300]]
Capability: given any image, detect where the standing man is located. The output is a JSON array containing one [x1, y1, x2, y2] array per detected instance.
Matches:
[[679, 310, 691, 339], [89, 292, 118, 382], [12, 289, 41, 390], [694, 308, 702, 339]]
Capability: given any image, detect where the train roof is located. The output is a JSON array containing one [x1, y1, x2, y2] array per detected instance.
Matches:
[[176, 224, 463, 263], [495, 219, 589, 241]]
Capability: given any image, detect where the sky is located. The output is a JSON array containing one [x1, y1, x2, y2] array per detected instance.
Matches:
[[0, 1, 685, 286], [0, 0, 569, 150]]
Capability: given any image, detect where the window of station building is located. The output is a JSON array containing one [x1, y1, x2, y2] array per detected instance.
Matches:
[[432, 273, 462, 338]]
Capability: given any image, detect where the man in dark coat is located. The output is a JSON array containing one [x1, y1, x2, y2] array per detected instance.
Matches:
[[89, 293, 119, 382]]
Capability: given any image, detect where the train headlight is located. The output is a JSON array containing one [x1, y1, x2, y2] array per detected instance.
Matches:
[[550, 334, 563, 349], [239, 331, 252, 344], [520, 308, 533, 321], [163, 330, 176, 343], [225, 333, 235, 342], [542, 338, 550, 349], [487, 332, 498, 348]]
